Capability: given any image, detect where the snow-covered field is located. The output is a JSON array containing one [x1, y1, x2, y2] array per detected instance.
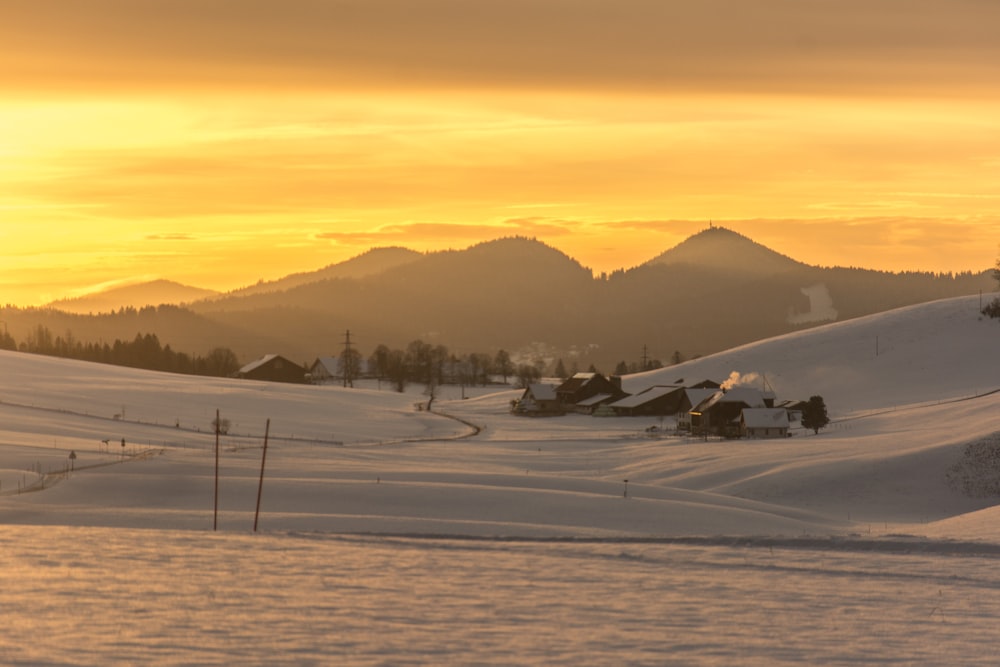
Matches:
[[2, 294, 999, 664]]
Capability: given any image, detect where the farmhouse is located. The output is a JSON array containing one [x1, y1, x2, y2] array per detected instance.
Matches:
[[689, 387, 774, 437], [740, 407, 790, 439], [238, 354, 308, 384], [676, 387, 720, 431]]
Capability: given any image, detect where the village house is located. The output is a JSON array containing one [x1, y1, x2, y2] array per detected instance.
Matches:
[[309, 357, 339, 383], [513, 383, 562, 416], [740, 407, 791, 439], [309, 356, 372, 384], [237, 354, 308, 384]]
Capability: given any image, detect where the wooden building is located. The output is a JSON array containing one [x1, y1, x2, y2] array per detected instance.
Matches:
[[238, 354, 308, 384]]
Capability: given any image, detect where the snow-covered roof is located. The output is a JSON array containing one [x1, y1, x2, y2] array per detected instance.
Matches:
[[694, 387, 768, 412], [527, 383, 558, 401], [741, 407, 790, 429], [577, 393, 612, 407], [683, 388, 720, 410], [312, 356, 338, 373], [609, 385, 678, 409], [239, 354, 280, 374]]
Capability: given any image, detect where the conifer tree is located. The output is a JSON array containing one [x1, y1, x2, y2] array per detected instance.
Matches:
[[801, 395, 830, 435]]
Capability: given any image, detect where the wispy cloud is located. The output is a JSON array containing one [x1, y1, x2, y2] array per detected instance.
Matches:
[[146, 233, 196, 241], [315, 218, 580, 245]]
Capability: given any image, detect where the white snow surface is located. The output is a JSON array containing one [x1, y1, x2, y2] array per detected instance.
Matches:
[[3, 294, 1000, 665]]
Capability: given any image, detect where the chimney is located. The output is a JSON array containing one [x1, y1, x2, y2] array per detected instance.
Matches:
[[610, 375, 622, 391]]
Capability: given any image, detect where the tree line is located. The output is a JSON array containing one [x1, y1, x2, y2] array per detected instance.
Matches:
[[0, 322, 688, 393], [0, 324, 240, 377]]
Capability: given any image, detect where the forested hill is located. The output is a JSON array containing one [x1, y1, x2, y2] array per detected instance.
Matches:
[[5, 230, 995, 371]]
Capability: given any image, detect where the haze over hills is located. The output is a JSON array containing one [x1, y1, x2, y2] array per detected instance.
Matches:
[[5, 227, 994, 369], [224, 246, 423, 298], [46, 279, 219, 315]]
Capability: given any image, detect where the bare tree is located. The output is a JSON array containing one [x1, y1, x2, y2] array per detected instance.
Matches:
[[494, 349, 514, 384]]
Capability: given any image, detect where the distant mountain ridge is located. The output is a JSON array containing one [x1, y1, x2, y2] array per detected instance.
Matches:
[[225, 246, 423, 298], [15, 228, 993, 369]]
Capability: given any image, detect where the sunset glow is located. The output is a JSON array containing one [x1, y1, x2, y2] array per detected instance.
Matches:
[[3, 1, 1000, 305]]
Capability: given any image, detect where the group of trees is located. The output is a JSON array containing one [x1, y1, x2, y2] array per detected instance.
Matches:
[[982, 257, 1000, 319], [6, 324, 241, 377], [358, 340, 537, 393], [351, 339, 660, 394]]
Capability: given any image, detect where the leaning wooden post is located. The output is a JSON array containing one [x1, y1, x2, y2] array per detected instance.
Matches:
[[253, 419, 271, 533], [214, 409, 220, 531]]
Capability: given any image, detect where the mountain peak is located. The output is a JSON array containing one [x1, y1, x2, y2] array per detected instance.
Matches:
[[646, 225, 804, 274]]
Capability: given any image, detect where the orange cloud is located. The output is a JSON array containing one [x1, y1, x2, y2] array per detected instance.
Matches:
[[4, 1, 1000, 97]]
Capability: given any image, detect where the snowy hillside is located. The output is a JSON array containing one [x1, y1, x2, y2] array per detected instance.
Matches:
[[630, 294, 1000, 415], [4, 294, 1000, 665], [1, 293, 998, 539]]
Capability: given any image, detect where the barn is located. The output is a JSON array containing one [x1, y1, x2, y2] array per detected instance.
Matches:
[[238, 354, 308, 384]]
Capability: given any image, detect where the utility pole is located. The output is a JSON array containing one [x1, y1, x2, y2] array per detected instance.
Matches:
[[640, 344, 649, 371], [253, 419, 271, 533], [213, 409, 220, 531], [342, 329, 354, 388]]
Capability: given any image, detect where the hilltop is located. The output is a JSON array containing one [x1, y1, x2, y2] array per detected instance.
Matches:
[[645, 225, 805, 275]]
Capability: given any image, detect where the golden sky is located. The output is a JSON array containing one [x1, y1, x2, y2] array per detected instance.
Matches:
[[3, 0, 1000, 305]]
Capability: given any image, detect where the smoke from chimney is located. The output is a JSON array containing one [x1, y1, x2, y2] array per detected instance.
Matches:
[[720, 371, 761, 391]]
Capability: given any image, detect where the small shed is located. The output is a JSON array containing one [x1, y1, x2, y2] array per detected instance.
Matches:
[[740, 408, 790, 439], [775, 399, 808, 424]]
